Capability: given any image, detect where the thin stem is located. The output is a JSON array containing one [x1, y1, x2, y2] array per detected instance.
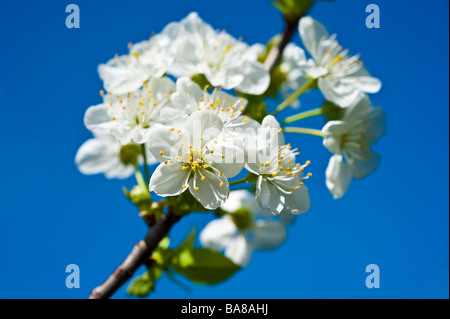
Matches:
[[272, 78, 316, 115], [134, 169, 147, 190], [89, 207, 181, 299], [283, 127, 325, 138], [282, 107, 324, 125], [229, 178, 248, 186], [141, 144, 149, 185]]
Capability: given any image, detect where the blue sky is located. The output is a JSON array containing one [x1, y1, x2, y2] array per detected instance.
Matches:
[[0, 0, 448, 298]]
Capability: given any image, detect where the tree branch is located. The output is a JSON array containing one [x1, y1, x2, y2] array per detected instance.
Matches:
[[264, 16, 301, 74], [89, 207, 181, 299]]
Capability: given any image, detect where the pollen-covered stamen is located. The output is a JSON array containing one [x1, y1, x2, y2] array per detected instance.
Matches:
[[104, 85, 173, 128]]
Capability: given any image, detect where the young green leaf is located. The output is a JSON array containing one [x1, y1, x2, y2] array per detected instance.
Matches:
[[172, 248, 240, 285], [127, 267, 162, 297]]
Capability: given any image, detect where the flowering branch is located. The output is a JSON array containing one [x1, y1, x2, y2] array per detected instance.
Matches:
[[89, 207, 181, 299]]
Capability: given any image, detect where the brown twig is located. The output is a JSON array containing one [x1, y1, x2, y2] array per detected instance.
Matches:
[[264, 16, 301, 74], [89, 207, 181, 299]]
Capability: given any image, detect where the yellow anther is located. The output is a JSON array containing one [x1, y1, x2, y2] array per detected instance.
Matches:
[[272, 172, 277, 177], [290, 188, 296, 192], [299, 182, 304, 187], [203, 165, 208, 169], [296, 163, 300, 167], [164, 160, 168, 164], [194, 187, 199, 191], [219, 182, 224, 188], [153, 102, 158, 107], [170, 128, 175, 131], [182, 185, 187, 188], [138, 101, 144, 106], [286, 172, 291, 176], [306, 160, 311, 165], [100, 90, 104, 96], [159, 151, 164, 156], [112, 117, 116, 120], [219, 172, 223, 176], [243, 118, 248, 123], [230, 114, 234, 118], [201, 176, 206, 181], [307, 173, 312, 177]]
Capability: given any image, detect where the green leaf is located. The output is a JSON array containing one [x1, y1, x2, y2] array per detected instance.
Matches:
[[172, 248, 240, 285], [127, 267, 162, 297], [176, 229, 196, 253]]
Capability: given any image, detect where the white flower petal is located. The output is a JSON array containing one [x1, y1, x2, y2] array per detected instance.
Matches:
[[299, 16, 329, 61], [75, 136, 133, 179], [189, 169, 229, 210], [84, 103, 116, 135], [148, 125, 181, 162], [235, 60, 270, 95], [149, 162, 190, 197], [98, 58, 148, 95], [224, 233, 252, 267], [325, 154, 352, 199], [199, 216, 236, 251], [253, 220, 287, 250], [284, 185, 311, 215], [221, 190, 259, 213]]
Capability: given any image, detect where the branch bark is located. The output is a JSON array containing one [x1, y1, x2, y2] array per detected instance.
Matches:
[[89, 207, 181, 299], [264, 16, 301, 74]]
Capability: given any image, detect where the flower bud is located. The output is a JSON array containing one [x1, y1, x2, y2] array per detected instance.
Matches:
[[119, 143, 141, 167]]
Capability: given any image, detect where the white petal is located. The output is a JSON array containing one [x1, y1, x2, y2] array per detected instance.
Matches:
[[199, 216, 237, 251], [299, 16, 329, 62], [318, 77, 363, 108], [325, 154, 352, 199], [221, 190, 259, 213], [224, 233, 252, 267], [208, 141, 245, 178], [98, 58, 148, 95], [253, 220, 287, 250], [149, 162, 190, 197], [284, 185, 311, 215], [84, 103, 116, 135], [75, 136, 133, 179], [189, 170, 229, 210], [147, 125, 181, 162], [348, 152, 380, 179], [235, 60, 270, 95]]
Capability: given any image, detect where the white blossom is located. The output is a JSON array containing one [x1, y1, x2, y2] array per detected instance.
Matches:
[[244, 116, 311, 215], [298, 16, 381, 107], [75, 134, 154, 179], [322, 94, 385, 198], [200, 190, 287, 266], [84, 77, 176, 145], [161, 12, 270, 95], [98, 37, 174, 95], [148, 111, 244, 210]]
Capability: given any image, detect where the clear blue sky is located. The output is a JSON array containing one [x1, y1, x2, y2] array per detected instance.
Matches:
[[0, 0, 448, 299]]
